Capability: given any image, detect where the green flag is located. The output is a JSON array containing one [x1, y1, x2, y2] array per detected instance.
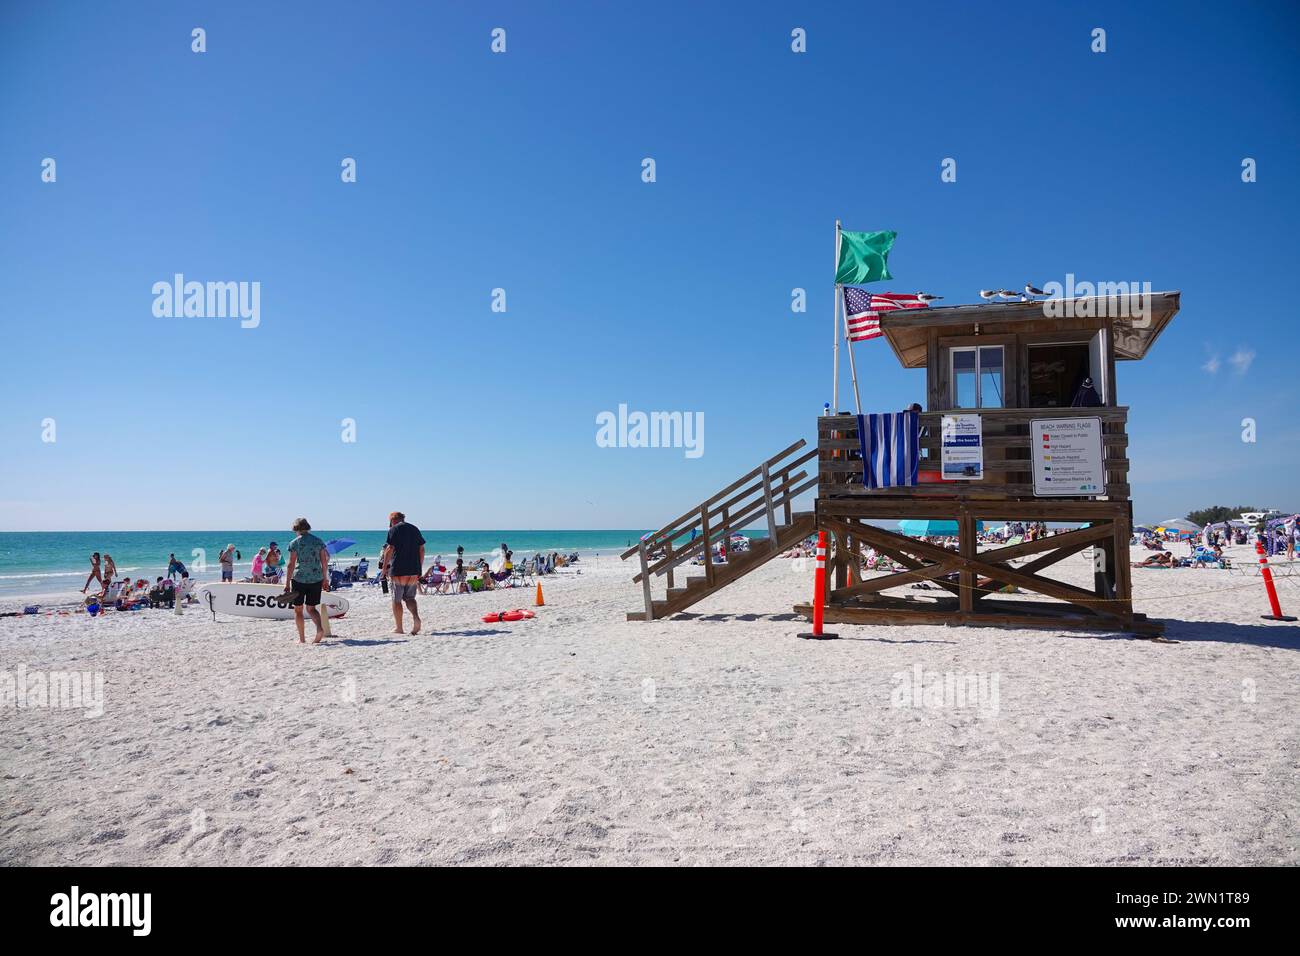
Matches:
[[835, 229, 896, 285]]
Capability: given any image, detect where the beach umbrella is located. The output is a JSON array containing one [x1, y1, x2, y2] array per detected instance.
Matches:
[[898, 519, 983, 537], [325, 537, 357, 555], [1156, 518, 1200, 532], [1134, 525, 1154, 534]]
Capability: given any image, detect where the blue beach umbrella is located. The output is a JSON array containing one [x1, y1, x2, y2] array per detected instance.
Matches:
[[897, 519, 983, 537], [325, 538, 357, 555]]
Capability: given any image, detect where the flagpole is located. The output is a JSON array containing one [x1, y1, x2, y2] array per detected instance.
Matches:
[[841, 285, 863, 414], [831, 220, 842, 413]]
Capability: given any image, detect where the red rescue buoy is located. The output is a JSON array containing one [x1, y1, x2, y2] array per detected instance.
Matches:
[[481, 609, 535, 624]]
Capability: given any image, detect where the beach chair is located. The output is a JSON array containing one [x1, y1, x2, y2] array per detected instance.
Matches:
[[513, 559, 535, 587], [422, 571, 453, 595]]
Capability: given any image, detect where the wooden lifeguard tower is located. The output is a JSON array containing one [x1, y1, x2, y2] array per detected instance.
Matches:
[[624, 291, 1179, 637]]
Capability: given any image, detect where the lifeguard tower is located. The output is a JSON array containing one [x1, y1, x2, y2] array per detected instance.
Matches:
[[623, 291, 1179, 637]]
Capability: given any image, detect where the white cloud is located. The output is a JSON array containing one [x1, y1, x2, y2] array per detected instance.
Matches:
[[1201, 354, 1220, 374], [1228, 347, 1256, 375]]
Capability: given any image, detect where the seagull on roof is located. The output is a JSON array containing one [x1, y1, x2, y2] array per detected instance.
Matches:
[[914, 292, 943, 304], [1025, 283, 1046, 297], [979, 290, 998, 302], [996, 289, 1019, 301]]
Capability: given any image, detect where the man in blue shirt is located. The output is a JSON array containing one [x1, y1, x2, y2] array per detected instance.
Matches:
[[381, 510, 425, 635]]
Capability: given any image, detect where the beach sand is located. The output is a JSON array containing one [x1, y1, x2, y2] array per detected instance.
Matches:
[[1, 544, 1296, 866]]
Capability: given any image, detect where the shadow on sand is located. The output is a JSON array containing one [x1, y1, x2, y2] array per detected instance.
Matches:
[[671, 612, 803, 623], [327, 637, 409, 647], [666, 611, 958, 644], [1157, 618, 1300, 650], [669, 611, 1299, 650]]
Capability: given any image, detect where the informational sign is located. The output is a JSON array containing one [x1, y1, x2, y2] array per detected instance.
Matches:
[[1031, 417, 1105, 496], [941, 414, 983, 480]]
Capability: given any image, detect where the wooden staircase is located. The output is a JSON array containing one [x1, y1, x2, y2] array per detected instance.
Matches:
[[622, 439, 818, 621]]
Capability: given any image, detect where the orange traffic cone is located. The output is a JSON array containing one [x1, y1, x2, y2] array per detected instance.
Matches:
[[535, 581, 545, 607], [798, 530, 838, 640]]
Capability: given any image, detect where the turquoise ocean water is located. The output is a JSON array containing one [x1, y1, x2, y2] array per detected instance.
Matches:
[[0, 529, 700, 602]]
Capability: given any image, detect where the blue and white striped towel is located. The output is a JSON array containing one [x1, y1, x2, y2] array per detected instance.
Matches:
[[856, 411, 920, 488]]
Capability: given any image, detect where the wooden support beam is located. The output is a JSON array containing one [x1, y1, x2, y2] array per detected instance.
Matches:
[[793, 601, 1163, 636], [819, 498, 1129, 522], [976, 533, 1100, 593], [760, 463, 779, 550], [700, 505, 714, 587], [820, 516, 963, 599], [822, 515, 1127, 622], [830, 557, 960, 601], [638, 541, 654, 620], [977, 522, 1114, 563], [958, 509, 976, 611]]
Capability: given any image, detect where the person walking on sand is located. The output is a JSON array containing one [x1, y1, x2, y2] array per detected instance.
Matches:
[[219, 543, 237, 582], [382, 511, 425, 635], [101, 554, 117, 594], [166, 553, 187, 581], [282, 518, 331, 644], [82, 552, 102, 593]]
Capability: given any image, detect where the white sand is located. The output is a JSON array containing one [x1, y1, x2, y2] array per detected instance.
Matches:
[[1, 544, 1296, 866]]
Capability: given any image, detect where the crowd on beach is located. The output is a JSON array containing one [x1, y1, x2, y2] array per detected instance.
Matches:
[[77, 541, 288, 612], [372, 512, 580, 642], [1133, 518, 1298, 570], [65, 514, 582, 644]]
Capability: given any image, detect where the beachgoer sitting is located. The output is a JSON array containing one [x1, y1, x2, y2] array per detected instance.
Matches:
[[421, 565, 451, 594], [263, 543, 283, 583], [446, 558, 468, 592], [148, 577, 174, 608]]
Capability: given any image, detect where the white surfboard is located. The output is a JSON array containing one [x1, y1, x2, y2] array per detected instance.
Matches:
[[196, 582, 350, 620]]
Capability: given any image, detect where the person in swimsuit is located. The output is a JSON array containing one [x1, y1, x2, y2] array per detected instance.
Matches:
[[82, 553, 102, 593], [101, 554, 117, 595]]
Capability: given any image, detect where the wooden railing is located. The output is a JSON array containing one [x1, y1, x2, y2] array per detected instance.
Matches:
[[818, 407, 1130, 501], [621, 439, 819, 602]]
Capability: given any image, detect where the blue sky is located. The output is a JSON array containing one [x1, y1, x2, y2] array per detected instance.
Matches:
[[1, 0, 1297, 531]]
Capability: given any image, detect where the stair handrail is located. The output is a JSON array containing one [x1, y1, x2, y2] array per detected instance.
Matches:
[[619, 438, 807, 560], [621, 447, 816, 572], [631, 469, 818, 584]]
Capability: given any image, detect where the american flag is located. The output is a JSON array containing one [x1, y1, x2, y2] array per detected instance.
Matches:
[[843, 288, 929, 342]]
